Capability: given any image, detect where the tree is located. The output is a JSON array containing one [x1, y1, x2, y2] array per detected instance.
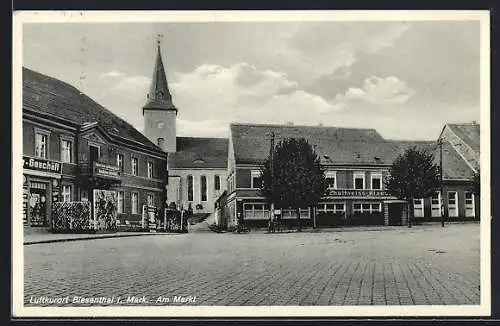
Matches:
[[472, 169, 480, 197], [260, 137, 327, 231], [385, 147, 441, 227]]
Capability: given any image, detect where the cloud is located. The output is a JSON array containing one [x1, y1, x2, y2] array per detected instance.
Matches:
[[177, 119, 229, 138], [336, 76, 414, 106], [169, 63, 343, 127], [99, 70, 127, 79]]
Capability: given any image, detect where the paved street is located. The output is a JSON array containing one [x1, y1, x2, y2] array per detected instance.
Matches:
[[24, 223, 480, 306]]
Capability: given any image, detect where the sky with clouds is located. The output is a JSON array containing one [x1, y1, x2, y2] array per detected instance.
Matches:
[[23, 20, 480, 140]]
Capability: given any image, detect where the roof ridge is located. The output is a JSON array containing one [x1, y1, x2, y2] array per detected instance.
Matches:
[[230, 122, 378, 132]]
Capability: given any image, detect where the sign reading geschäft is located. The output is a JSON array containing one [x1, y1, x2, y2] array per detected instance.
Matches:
[[23, 156, 62, 174]]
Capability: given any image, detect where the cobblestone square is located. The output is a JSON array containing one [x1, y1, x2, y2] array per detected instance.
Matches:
[[24, 223, 480, 306]]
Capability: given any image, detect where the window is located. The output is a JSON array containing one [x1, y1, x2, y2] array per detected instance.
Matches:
[[371, 173, 382, 190], [89, 145, 100, 162], [131, 192, 139, 214], [214, 175, 221, 191], [35, 133, 48, 159], [60, 139, 73, 163], [243, 203, 270, 220], [353, 202, 381, 214], [325, 171, 336, 189], [147, 193, 155, 207], [448, 191, 458, 217], [131, 157, 138, 176], [116, 154, 124, 171], [465, 191, 475, 217], [413, 198, 424, 218], [353, 172, 365, 190], [62, 185, 72, 202], [316, 203, 345, 214], [200, 175, 207, 202], [281, 208, 310, 219], [251, 170, 262, 189], [157, 138, 164, 147], [431, 191, 441, 217], [117, 191, 124, 213], [147, 162, 154, 179], [187, 175, 194, 202]]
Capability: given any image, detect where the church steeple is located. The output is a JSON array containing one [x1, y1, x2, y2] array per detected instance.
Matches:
[[143, 35, 178, 153], [143, 36, 177, 114]]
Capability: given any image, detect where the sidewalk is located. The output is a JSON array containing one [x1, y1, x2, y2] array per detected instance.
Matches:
[[23, 230, 177, 245]]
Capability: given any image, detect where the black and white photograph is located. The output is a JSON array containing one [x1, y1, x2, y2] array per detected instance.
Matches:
[[12, 10, 490, 317]]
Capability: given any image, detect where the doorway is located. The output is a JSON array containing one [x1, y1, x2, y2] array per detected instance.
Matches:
[[29, 182, 49, 226], [387, 202, 404, 226]]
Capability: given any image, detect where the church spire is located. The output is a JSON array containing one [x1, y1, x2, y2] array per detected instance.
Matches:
[[143, 35, 177, 114]]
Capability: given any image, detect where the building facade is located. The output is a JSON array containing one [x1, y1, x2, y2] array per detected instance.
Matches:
[[218, 123, 480, 229], [23, 67, 167, 229]]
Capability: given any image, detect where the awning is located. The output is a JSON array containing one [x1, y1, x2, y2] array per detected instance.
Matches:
[[23, 169, 61, 179]]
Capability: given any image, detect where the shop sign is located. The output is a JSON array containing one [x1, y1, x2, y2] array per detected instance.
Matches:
[[23, 156, 62, 174], [92, 162, 121, 180], [328, 189, 389, 197]]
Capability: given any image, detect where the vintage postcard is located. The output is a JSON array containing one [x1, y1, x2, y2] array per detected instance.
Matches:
[[12, 10, 491, 318]]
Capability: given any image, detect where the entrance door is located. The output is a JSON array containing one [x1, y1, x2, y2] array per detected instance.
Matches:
[[29, 182, 48, 226], [387, 203, 403, 226], [89, 145, 99, 162]]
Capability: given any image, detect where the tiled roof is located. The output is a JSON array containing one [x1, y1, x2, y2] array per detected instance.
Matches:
[[447, 123, 480, 153], [435, 141, 475, 180], [23, 67, 162, 152], [168, 137, 229, 169], [231, 123, 403, 166], [386, 140, 474, 180]]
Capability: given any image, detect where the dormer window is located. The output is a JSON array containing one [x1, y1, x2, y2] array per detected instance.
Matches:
[[193, 159, 206, 164], [325, 171, 336, 189]]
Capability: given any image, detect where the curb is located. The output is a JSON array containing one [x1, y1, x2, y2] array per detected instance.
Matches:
[[23, 232, 177, 245]]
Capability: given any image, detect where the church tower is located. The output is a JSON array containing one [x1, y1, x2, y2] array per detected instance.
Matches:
[[143, 37, 177, 153]]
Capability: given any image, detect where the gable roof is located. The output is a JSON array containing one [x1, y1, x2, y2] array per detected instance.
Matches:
[[436, 141, 475, 180], [23, 67, 162, 153], [447, 123, 480, 153], [230, 123, 404, 166], [168, 137, 228, 169]]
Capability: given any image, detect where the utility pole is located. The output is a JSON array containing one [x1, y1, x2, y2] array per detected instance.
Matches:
[[269, 131, 275, 232], [438, 138, 445, 228]]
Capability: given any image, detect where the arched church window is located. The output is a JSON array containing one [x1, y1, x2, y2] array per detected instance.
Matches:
[[187, 175, 194, 202], [157, 138, 164, 147]]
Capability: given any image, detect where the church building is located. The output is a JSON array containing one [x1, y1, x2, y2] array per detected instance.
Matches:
[[142, 42, 228, 215]]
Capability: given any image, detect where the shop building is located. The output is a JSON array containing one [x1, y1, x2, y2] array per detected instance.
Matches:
[[404, 122, 480, 221], [142, 42, 228, 214], [221, 123, 412, 228], [23, 67, 167, 229]]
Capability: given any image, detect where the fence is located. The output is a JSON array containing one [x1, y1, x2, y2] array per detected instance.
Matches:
[[52, 202, 93, 232]]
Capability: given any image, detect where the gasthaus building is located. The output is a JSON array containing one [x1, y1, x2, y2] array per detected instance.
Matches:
[[22, 67, 167, 229], [216, 123, 480, 229]]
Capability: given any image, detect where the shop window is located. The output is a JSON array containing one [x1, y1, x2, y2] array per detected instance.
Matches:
[[131, 192, 139, 214], [62, 185, 72, 202], [281, 208, 310, 219], [316, 203, 345, 214], [431, 191, 441, 217], [35, 133, 48, 159], [353, 173, 365, 190], [187, 175, 194, 202], [325, 171, 336, 190], [413, 198, 424, 218], [371, 173, 382, 190], [465, 191, 475, 217], [353, 202, 381, 213], [251, 170, 262, 189], [147, 162, 154, 179], [448, 191, 458, 217], [131, 157, 138, 176], [60, 139, 73, 163], [214, 175, 221, 191], [116, 154, 124, 171], [200, 175, 207, 202], [244, 203, 270, 220], [117, 191, 124, 213]]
